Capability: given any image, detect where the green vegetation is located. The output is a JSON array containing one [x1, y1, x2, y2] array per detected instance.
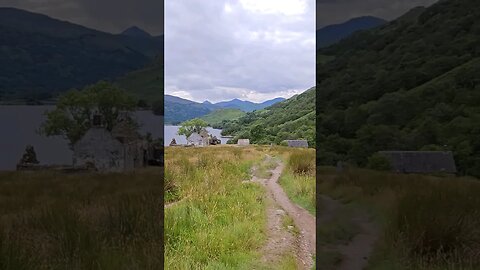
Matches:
[[279, 150, 316, 215], [177, 118, 208, 138], [164, 147, 266, 269], [316, 0, 480, 177], [0, 169, 162, 269], [165, 146, 314, 269], [115, 55, 164, 103], [318, 167, 480, 269], [162, 96, 285, 125], [223, 88, 316, 147], [39, 81, 137, 145], [200, 108, 246, 128], [367, 153, 392, 171]]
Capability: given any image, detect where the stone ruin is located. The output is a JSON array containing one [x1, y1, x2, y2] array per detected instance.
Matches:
[[18, 145, 39, 165]]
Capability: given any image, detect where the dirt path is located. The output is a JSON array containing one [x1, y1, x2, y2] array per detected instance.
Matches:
[[318, 194, 379, 270], [253, 158, 316, 269]]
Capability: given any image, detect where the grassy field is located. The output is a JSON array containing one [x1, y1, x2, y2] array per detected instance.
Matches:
[[278, 149, 316, 216], [164, 146, 314, 269], [318, 167, 480, 270], [0, 169, 162, 270]]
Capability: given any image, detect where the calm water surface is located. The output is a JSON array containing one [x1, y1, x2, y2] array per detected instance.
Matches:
[[0, 106, 164, 171]]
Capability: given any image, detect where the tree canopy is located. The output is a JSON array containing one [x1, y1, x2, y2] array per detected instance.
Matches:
[[40, 81, 137, 146], [222, 88, 315, 147], [177, 118, 208, 138]]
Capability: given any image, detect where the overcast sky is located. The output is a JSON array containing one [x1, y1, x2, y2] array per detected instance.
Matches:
[[0, 0, 164, 35], [317, 0, 438, 28], [165, 0, 315, 103]]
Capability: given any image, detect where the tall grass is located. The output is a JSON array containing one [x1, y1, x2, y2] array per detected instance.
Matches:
[[0, 169, 163, 270], [288, 150, 315, 175], [164, 146, 268, 269], [279, 149, 316, 215], [318, 167, 480, 269]]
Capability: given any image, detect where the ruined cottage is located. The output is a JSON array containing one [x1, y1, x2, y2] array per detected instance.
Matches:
[[378, 151, 457, 174], [238, 139, 250, 146], [186, 129, 209, 147], [73, 116, 147, 172], [283, 140, 309, 148]]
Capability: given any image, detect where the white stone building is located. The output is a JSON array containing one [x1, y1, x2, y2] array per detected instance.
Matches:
[[186, 130, 209, 147], [238, 139, 250, 146], [73, 120, 147, 172]]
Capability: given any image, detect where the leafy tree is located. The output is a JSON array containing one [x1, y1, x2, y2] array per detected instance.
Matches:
[[250, 124, 265, 143], [40, 81, 136, 146], [177, 118, 208, 138]]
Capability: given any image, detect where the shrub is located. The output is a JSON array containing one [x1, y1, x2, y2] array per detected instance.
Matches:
[[367, 153, 392, 171]]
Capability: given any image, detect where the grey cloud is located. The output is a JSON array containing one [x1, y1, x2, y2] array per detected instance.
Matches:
[[1, 0, 164, 35], [165, 0, 316, 103], [316, 0, 438, 28]]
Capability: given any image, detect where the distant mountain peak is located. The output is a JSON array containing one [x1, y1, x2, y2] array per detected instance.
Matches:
[[121, 26, 152, 38], [316, 16, 387, 49], [165, 95, 287, 123]]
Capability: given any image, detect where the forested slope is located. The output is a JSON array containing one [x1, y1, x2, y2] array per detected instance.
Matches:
[[223, 87, 315, 147], [317, 0, 480, 176]]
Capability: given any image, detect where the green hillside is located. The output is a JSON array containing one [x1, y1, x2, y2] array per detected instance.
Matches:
[[316, 0, 480, 176], [161, 95, 286, 125], [0, 8, 162, 100], [200, 109, 246, 128], [115, 55, 163, 103], [222, 87, 315, 147]]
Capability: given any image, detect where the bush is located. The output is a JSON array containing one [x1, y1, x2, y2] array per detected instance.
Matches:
[[367, 153, 392, 171]]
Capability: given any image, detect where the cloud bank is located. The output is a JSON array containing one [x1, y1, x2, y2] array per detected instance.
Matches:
[[165, 0, 315, 103]]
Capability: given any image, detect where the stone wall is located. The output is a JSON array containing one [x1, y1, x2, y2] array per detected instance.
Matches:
[[73, 127, 125, 172]]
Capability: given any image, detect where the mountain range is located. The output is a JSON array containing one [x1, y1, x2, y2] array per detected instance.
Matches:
[[316, 16, 386, 49], [0, 7, 163, 101], [164, 95, 286, 124]]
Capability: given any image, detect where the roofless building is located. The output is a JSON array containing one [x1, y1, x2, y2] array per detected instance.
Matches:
[[378, 151, 457, 174]]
